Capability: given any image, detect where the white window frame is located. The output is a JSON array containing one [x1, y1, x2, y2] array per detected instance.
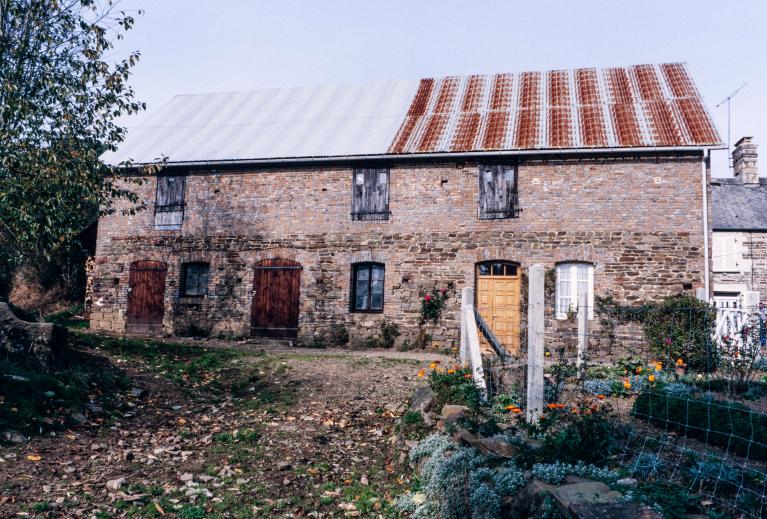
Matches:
[[555, 262, 594, 319]]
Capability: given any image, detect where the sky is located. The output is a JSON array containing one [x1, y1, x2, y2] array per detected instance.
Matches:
[[111, 0, 767, 178]]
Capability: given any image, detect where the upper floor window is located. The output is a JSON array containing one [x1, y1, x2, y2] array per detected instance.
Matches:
[[712, 233, 745, 273], [555, 262, 594, 319], [155, 175, 186, 230], [351, 262, 385, 312], [351, 168, 389, 221], [181, 262, 209, 297], [478, 165, 519, 219]]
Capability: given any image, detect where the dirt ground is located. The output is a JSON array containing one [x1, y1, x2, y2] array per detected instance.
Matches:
[[0, 337, 451, 518]]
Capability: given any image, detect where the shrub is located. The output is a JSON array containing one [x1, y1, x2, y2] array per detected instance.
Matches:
[[632, 389, 767, 460], [326, 324, 349, 346], [429, 367, 482, 411], [538, 405, 620, 465], [532, 461, 619, 485], [379, 320, 400, 348], [420, 288, 448, 324], [583, 379, 613, 397], [629, 452, 666, 480], [642, 294, 716, 372]]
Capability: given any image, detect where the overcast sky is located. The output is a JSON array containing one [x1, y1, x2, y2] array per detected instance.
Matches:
[[111, 0, 767, 178]]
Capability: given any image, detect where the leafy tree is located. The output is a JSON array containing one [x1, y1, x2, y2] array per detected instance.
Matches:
[[0, 0, 154, 299]]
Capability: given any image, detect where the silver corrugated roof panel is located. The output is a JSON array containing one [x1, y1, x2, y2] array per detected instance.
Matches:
[[102, 63, 721, 166]]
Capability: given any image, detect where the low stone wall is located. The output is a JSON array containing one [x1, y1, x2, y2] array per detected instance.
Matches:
[[0, 303, 67, 370]]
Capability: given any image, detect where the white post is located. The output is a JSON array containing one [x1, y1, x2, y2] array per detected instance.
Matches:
[[526, 264, 545, 423], [461, 287, 487, 397], [460, 287, 469, 365], [577, 290, 588, 378]]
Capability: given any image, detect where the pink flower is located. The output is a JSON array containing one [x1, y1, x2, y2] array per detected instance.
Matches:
[[664, 337, 672, 345], [439, 288, 446, 294], [424, 295, 432, 302]]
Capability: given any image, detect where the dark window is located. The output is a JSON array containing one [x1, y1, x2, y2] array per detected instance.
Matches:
[[351, 263, 385, 312], [181, 262, 209, 297], [478, 165, 519, 219], [155, 175, 186, 229], [477, 261, 518, 277], [351, 168, 390, 221]]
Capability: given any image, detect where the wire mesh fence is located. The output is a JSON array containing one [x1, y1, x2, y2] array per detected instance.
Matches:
[[480, 302, 767, 518]]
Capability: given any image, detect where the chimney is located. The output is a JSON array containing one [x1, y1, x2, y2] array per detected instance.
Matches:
[[733, 136, 759, 184]]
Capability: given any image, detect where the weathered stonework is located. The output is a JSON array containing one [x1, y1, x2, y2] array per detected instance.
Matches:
[[90, 153, 708, 354]]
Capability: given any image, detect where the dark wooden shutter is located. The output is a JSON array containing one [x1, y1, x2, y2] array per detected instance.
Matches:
[[351, 168, 389, 221], [155, 175, 186, 229], [478, 165, 519, 219]]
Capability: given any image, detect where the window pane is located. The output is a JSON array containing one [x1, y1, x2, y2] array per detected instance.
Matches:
[[355, 277, 369, 310], [557, 265, 572, 316], [378, 172, 387, 184], [492, 262, 504, 275], [478, 264, 490, 276], [576, 264, 589, 304], [505, 265, 517, 276], [372, 265, 385, 281], [504, 169, 515, 184], [356, 267, 370, 281], [370, 279, 384, 309], [355, 172, 364, 185], [184, 264, 209, 296], [483, 170, 493, 183]]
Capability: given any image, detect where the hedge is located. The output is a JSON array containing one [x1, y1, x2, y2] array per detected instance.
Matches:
[[632, 389, 767, 461]]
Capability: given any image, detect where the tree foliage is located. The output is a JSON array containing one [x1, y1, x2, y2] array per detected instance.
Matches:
[[0, 0, 152, 284]]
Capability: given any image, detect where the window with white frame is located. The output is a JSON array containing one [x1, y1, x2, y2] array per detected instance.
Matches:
[[555, 262, 594, 319], [712, 233, 745, 273]]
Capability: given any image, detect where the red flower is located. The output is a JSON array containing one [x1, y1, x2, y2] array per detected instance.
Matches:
[[424, 295, 432, 302], [439, 288, 446, 294]]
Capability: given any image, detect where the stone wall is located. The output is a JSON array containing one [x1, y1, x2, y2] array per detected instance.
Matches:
[[90, 153, 707, 354]]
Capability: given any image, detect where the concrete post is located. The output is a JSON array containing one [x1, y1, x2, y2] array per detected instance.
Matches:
[[577, 290, 588, 378], [526, 264, 545, 423]]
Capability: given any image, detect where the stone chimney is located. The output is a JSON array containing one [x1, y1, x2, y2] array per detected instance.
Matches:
[[733, 136, 759, 184]]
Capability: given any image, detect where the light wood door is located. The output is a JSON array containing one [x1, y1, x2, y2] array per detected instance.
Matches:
[[476, 262, 521, 355]]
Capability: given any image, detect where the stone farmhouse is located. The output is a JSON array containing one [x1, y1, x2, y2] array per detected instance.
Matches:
[[90, 62, 722, 356], [711, 137, 766, 311]]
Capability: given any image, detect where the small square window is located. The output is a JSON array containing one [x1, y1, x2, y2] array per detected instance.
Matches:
[[182, 262, 210, 297]]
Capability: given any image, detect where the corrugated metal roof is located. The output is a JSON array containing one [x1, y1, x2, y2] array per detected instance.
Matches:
[[711, 178, 767, 231], [102, 62, 721, 166]]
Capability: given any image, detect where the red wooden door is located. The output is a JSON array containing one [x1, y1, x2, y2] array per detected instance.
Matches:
[[126, 260, 167, 335], [251, 259, 302, 338]]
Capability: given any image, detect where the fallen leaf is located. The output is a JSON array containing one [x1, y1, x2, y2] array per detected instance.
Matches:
[[154, 502, 165, 515], [26, 455, 41, 462], [176, 417, 187, 426]]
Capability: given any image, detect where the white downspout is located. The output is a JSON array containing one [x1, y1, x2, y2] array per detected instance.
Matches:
[[702, 151, 710, 297]]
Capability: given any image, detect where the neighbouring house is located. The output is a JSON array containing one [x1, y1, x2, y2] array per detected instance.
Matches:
[[89, 62, 721, 357], [711, 137, 766, 311]]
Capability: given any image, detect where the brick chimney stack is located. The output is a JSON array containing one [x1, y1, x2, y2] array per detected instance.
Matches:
[[733, 136, 759, 184]]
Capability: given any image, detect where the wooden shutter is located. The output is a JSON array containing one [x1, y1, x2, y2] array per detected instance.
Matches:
[[352, 168, 389, 221], [478, 165, 518, 219], [155, 175, 186, 229]]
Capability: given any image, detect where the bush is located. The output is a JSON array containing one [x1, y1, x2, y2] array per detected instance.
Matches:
[[537, 405, 620, 465], [326, 324, 349, 346], [379, 320, 400, 348], [429, 367, 482, 411], [642, 294, 716, 372], [632, 389, 767, 460]]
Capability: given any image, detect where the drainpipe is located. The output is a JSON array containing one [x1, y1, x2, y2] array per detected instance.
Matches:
[[702, 151, 710, 297]]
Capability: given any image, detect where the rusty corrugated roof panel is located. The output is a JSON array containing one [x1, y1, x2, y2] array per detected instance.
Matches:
[[102, 62, 722, 165]]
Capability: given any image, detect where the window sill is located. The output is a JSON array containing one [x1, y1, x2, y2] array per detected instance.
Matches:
[[178, 296, 205, 305], [350, 309, 384, 314]]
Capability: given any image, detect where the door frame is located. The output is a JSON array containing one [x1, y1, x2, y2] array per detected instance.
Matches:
[[250, 258, 303, 338], [474, 260, 522, 354], [126, 260, 168, 335]]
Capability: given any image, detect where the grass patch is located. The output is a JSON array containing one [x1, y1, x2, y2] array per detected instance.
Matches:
[[0, 347, 129, 437], [44, 303, 88, 329]]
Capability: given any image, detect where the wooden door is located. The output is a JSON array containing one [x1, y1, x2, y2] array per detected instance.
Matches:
[[476, 262, 521, 355], [251, 259, 302, 338], [126, 260, 167, 335]]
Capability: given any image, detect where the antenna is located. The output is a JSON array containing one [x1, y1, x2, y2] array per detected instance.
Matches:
[[716, 82, 747, 170]]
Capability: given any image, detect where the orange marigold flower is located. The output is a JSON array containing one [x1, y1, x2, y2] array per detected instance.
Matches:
[[428, 362, 438, 369], [648, 374, 655, 383], [676, 358, 684, 366], [623, 380, 632, 390], [505, 405, 516, 411], [654, 363, 662, 372], [447, 369, 456, 375], [596, 394, 606, 400], [511, 408, 522, 414], [635, 366, 643, 374], [417, 369, 426, 378]]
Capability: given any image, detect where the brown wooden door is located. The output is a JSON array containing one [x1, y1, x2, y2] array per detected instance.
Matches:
[[126, 260, 167, 335], [476, 261, 521, 355], [251, 259, 302, 338]]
